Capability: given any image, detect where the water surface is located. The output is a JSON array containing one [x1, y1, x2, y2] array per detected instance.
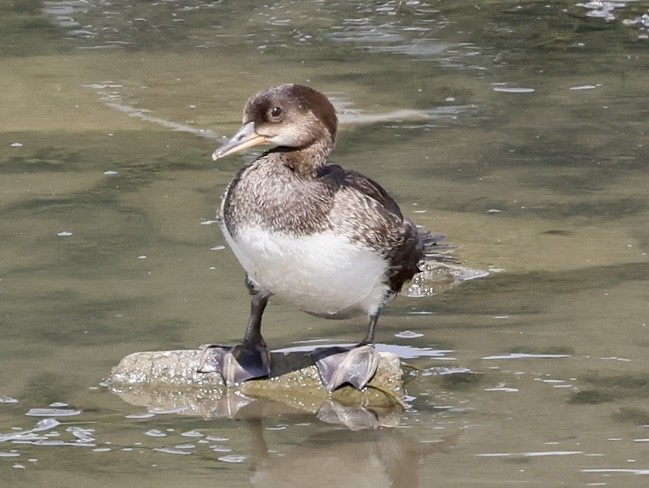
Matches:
[[1, 1, 648, 486]]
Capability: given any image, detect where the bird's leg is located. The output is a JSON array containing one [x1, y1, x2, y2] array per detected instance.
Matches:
[[198, 284, 272, 386], [221, 292, 272, 386], [313, 311, 381, 392], [242, 291, 268, 346], [359, 312, 379, 345]]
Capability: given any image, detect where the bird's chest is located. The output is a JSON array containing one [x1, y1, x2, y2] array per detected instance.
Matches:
[[220, 163, 331, 236]]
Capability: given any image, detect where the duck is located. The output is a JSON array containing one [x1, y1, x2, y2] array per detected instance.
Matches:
[[204, 84, 440, 391]]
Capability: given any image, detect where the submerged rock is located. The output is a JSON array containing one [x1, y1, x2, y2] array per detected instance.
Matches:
[[107, 348, 406, 430]]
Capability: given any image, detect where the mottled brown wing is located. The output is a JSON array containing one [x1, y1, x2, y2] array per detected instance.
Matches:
[[316, 164, 403, 221]]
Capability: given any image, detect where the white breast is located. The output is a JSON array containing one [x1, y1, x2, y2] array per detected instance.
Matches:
[[221, 223, 389, 318]]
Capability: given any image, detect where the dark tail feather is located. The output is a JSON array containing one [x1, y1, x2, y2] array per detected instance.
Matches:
[[418, 229, 457, 264], [410, 229, 488, 298]]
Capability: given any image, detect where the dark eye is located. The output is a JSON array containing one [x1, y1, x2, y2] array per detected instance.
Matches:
[[269, 106, 283, 119]]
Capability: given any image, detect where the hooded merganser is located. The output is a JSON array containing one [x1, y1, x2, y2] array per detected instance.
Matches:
[[206, 84, 439, 391]]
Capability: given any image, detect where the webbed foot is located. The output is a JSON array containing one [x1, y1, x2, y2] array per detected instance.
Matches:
[[198, 342, 271, 387], [312, 344, 379, 392]]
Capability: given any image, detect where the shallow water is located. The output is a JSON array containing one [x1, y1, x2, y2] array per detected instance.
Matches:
[[1, 0, 649, 486]]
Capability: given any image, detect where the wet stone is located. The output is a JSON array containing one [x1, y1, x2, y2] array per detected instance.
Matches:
[[107, 348, 406, 428]]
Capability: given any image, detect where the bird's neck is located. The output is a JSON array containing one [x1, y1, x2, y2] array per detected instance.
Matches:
[[275, 136, 334, 178]]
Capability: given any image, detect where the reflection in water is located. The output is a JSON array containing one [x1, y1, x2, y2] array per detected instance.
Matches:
[[243, 419, 454, 488]]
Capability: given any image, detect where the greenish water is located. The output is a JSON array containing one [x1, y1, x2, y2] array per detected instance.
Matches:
[[1, 1, 649, 486]]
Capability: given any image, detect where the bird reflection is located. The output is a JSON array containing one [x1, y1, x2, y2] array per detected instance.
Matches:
[[242, 419, 455, 488]]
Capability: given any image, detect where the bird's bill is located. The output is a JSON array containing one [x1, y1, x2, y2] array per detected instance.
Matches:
[[212, 121, 268, 161]]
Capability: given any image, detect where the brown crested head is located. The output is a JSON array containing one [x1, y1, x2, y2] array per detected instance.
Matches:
[[243, 84, 337, 145], [213, 84, 338, 162]]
